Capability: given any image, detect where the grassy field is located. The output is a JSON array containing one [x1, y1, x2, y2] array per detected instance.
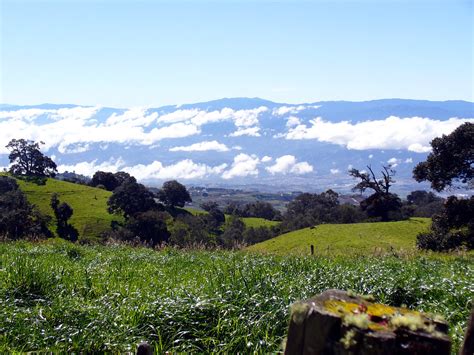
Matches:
[[247, 218, 431, 256], [14, 177, 121, 240], [0, 241, 472, 352]]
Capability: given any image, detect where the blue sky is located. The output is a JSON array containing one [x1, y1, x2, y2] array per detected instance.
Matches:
[[1, 0, 472, 107]]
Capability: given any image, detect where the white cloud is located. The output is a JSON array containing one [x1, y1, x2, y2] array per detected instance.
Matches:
[[0, 105, 268, 154], [347, 164, 353, 170], [222, 153, 260, 179], [58, 157, 227, 180], [273, 105, 320, 116], [57, 157, 126, 176], [283, 116, 474, 151], [286, 116, 301, 128], [125, 160, 227, 180], [387, 157, 401, 167], [229, 126, 261, 137], [169, 140, 230, 152], [405, 158, 413, 163], [266, 155, 313, 175], [261, 155, 272, 163], [330, 168, 340, 174], [368, 154, 374, 159]]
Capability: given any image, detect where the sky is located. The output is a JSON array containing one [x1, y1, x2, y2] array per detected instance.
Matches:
[[1, 0, 473, 107]]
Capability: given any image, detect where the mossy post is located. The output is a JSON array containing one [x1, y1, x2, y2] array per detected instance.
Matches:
[[285, 289, 451, 355]]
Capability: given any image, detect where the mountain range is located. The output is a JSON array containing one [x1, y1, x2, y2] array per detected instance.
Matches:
[[1, 98, 473, 194]]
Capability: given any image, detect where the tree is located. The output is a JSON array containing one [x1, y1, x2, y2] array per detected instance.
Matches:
[[50, 193, 78, 241], [125, 210, 170, 246], [0, 177, 51, 239], [157, 180, 192, 208], [413, 122, 473, 191], [349, 165, 403, 221], [6, 139, 57, 177], [107, 177, 158, 218], [413, 123, 474, 251], [90, 171, 131, 191]]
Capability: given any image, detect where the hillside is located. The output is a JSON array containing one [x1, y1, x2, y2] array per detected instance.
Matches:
[[247, 218, 431, 256], [14, 177, 121, 240]]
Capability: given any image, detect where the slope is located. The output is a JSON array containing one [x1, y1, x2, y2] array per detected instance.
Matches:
[[14, 177, 121, 240], [247, 218, 430, 256]]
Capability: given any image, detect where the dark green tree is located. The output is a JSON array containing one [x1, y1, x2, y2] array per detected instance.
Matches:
[[125, 210, 170, 246], [107, 177, 158, 218], [413, 123, 474, 251], [90, 171, 131, 191], [0, 177, 51, 239], [413, 122, 473, 191], [6, 139, 57, 177], [157, 180, 192, 208], [350, 165, 403, 221], [50, 193, 78, 242]]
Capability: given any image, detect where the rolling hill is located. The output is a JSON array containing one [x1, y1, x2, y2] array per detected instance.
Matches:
[[247, 218, 431, 256], [13, 177, 121, 240]]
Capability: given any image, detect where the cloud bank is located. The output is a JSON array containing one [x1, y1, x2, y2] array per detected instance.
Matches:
[[283, 116, 474, 152], [266, 155, 313, 175]]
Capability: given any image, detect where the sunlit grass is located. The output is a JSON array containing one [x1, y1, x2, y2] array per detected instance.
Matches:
[[0, 240, 472, 352]]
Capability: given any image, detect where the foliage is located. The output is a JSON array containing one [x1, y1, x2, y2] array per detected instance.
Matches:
[[0, 241, 472, 353], [123, 210, 170, 246], [350, 165, 404, 221], [6, 139, 57, 177], [108, 177, 158, 219], [413, 122, 474, 191], [417, 196, 474, 251], [0, 177, 51, 239], [248, 218, 431, 256], [280, 190, 362, 231], [50, 193, 78, 242], [168, 215, 215, 247], [224, 201, 281, 221], [406, 190, 444, 218], [219, 215, 246, 248], [157, 180, 192, 208], [90, 171, 131, 191]]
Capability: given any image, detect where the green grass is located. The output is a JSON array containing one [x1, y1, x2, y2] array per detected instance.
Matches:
[[247, 218, 431, 256], [240, 217, 279, 228], [0, 241, 472, 353], [14, 177, 121, 240]]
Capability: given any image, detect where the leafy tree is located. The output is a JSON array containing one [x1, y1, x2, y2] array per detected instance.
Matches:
[[413, 123, 474, 251], [157, 180, 192, 208], [417, 196, 474, 251], [350, 165, 403, 221], [6, 139, 57, 177], [281, 190, 341, 230], [50, 193, 78, 242], [0, 177, 51, 239], [168, 214, 214, 247], [90, 171, 131, 191], [125, 210, 170, 246], [219, 216, 245, 248], [413, 122, 473, 191], [107, 177, 158, 218], [406, 190, 444, 218]]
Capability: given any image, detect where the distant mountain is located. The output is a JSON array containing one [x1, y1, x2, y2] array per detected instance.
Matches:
[[1, 98, 473, 193]]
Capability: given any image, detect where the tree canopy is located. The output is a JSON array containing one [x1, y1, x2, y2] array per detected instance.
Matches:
[[413, 122, 473, 191], [6, 139, 57, 177], [90, 171, 131, 191], [349, 165, 403, 221], [107, 177, 158, 218], [157, 180, 192, 208]]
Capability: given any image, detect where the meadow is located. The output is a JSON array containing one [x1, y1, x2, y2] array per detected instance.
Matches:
[[14, 177, 121, 240], [0, 240, 472, 353], [248, 218, 431, 256]]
